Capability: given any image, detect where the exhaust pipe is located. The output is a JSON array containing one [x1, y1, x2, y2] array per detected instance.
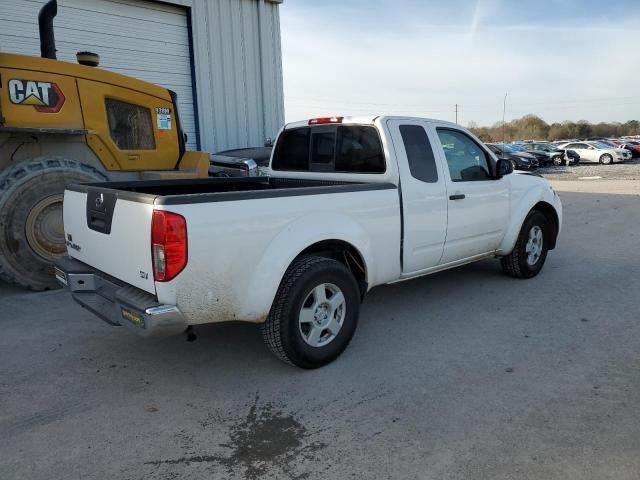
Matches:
[[38, 0, 57, 59]]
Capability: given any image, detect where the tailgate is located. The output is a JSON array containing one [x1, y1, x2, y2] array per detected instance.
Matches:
[[63, 187, 157, 294]]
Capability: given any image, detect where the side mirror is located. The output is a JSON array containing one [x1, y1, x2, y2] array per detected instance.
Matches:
[[496, 158, 513, 178]]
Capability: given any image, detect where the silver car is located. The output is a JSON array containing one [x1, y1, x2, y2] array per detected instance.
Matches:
[[557, 141, 630, 164]]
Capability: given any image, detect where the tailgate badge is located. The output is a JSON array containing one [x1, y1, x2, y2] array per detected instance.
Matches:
[[65, 233, 81, 252]]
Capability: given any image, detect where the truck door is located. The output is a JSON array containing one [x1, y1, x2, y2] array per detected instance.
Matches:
[[386, 119, 447, 273], [431, 126, 509, 264]]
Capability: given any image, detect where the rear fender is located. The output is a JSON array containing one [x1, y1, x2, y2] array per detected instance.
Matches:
[[240, 213, 373, 322]]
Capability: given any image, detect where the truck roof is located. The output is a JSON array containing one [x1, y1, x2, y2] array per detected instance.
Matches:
[[283, 115, 461, 130]]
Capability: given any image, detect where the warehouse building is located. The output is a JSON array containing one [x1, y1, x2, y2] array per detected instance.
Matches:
[[0, 0, 285, 152]]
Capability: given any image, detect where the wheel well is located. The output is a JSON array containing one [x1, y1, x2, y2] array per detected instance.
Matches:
[[297, 240, 368, 299], [532, 201, 559, 249]]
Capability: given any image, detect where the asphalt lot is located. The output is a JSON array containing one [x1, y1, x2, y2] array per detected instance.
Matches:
[[1, 179, 640, 480]]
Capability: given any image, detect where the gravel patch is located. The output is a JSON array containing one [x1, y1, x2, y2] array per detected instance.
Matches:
[[538, 158, 640, 181]]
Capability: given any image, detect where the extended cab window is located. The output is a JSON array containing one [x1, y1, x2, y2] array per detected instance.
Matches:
[[272, 125, 385, 173], [436, 128, 491, 182], [399, 125, 438, 183], [105, 98, 155, 150]]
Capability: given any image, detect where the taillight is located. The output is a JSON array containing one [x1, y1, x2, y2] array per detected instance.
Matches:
[[151, 210, 187, 282], [308, 116, 343, 125]]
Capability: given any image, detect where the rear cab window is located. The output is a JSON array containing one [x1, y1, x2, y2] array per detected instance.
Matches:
[[272, 125, 386, 174]]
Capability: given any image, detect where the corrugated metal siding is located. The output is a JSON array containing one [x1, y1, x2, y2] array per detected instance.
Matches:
[[0, 0, 285, 154], [0, 0, 198, 149], [189, 0, 284, 152]]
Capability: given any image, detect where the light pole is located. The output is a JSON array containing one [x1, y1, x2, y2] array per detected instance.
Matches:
[[502, 93, 508, 143]]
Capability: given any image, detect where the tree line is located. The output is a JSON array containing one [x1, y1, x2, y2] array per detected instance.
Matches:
[[467, 115, 640, 143]]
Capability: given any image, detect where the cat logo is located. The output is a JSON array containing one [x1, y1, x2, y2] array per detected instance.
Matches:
[[8, 79, 65, 113]]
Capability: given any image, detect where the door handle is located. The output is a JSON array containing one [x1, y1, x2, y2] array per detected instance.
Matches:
[[449, 193, 466, 200]]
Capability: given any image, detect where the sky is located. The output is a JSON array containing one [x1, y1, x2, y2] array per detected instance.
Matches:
[[280, 0, 640, 126]]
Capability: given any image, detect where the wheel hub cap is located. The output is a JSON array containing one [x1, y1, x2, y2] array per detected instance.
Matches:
[[299, 283, 346, 348], [525, 225, 543, 266]]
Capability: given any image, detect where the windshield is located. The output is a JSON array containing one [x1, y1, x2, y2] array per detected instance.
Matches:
[[498, 144, 517, 153], [593, 142, 611, 149], [536, 143, 554, 151]]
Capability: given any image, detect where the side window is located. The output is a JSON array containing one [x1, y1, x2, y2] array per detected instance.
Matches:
[[105, 98, 155, 150], [272, 127, 310, 171], [399, 125, 438, 183], [335, 126, 385, 173], [436, 128, 491, 182]]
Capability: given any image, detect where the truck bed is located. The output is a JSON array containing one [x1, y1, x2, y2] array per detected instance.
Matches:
[[68, 176, 396, 205]]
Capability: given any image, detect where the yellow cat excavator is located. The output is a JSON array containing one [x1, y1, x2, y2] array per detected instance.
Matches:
[[0, 0, 211, 290]]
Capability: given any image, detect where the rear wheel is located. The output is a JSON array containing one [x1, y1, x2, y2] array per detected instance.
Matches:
[[552, 155, 563, 166], [0, 157, 106, 290], [501, 211, 550, 279], [262, 256, 360, 369], [599, 154, 613, 165]]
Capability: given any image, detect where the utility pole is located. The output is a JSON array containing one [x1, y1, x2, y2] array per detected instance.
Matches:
[[502, 93, 508, 143], [455, 103, 459, 124]]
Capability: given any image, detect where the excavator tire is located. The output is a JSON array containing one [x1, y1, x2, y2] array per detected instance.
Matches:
[[0, 157, 106, 290]]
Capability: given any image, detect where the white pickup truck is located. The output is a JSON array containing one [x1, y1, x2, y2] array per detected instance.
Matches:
[[56, 116, 562, 368]]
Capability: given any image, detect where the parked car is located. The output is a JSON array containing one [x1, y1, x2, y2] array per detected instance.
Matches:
[[485, 143, 539, 170], [557, 141, 631, 164], [504, 143, 550, 165], [516, 143, 555, 165], [55, 116, 562, 368], [618, 141, 640, 158], [520, 142, 579, 166]]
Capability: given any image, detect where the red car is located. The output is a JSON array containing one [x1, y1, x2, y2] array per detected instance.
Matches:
[[619, 141, 640, 158]]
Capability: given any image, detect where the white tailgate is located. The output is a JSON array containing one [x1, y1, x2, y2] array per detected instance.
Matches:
[[63, 190, 156, 294]]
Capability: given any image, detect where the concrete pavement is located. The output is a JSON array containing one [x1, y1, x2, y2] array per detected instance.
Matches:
[[1, 181, 639, 480]]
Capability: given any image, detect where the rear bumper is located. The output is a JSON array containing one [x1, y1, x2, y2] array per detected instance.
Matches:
[[54, 256, 188, 337]]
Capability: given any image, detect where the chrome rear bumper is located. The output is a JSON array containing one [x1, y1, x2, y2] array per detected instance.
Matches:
[[54, 256, 188, 337]]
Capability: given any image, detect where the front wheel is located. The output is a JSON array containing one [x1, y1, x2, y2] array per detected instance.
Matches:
[[262, 256, 360, 369], [600, 154, 613, 165], [501, 211, 550, 279]]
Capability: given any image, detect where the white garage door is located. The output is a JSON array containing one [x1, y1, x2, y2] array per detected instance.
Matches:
[[0, 0, 198, 150]]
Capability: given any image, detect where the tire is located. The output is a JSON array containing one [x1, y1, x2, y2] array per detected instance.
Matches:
[[262, 255, 360, 369], [0, 157, 106, 290], [599, 154, 613, 165], [511, 159, 518, 170], [500, 211, 550, 279], [552, 155, 563, 166]]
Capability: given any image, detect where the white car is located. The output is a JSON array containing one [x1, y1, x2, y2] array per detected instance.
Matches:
[[56, 116, 563, 368], [558, 141, 630, 164]]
